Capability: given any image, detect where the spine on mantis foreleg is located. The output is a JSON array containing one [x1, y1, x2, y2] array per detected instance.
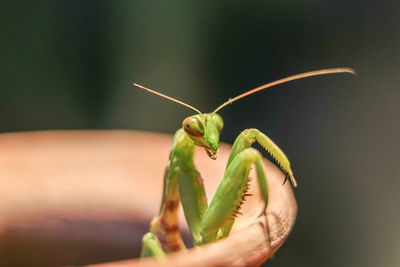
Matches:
[[219, 157, 267, 238], [200, 148, 268, 244], [229, 128, 297, 187], [252, 129, 297, 187]]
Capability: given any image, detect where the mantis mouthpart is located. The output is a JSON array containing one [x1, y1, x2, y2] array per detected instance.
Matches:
[[134, 67, 355, 257]]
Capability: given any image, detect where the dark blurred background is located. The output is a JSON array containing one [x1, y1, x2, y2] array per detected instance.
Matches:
[[1, 1, 399, 266]]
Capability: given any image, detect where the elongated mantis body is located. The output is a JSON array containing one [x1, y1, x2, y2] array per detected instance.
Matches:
[[134, 68, 355, 258]]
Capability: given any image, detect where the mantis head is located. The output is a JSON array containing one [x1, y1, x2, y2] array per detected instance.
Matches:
[[133, 67, 355, 159], [182, 113, 223, 159]]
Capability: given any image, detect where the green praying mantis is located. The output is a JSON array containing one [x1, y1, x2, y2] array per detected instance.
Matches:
[[134, 68, 355, 258]]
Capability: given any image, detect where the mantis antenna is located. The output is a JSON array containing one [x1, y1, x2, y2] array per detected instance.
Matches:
[[213, 67, 356, 113], [133, 82, 202, 115]]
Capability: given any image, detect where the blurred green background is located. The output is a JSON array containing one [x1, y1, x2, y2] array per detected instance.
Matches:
[[2, 1, 399, 266]]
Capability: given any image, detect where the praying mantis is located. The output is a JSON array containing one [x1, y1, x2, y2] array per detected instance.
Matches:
[[134, 68, 355, 258]]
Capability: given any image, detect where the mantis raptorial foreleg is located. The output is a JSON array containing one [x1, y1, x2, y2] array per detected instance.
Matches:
[[141, 127, 292, 255], [141, 129, 207, 257], [136, 68, 355, 258], [200, 128, 295, 243], [200, 146, 268, 243]]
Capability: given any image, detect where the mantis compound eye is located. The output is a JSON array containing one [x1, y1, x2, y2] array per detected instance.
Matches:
[[182, 116, 204, 137], [213, 113, 224, 133]]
